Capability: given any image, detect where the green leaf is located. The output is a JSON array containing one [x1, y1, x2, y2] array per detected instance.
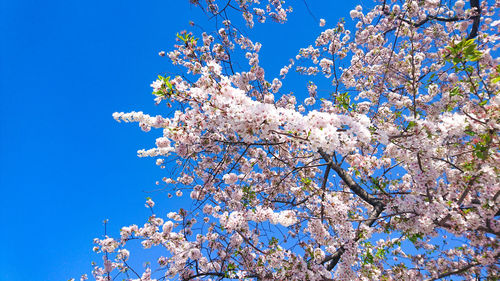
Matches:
[[450, 87, 461, 97], [406, 121, 416, 130], [364, 252, 374, 264], [375, 248, 386, 259], [465, 130, 476, 136], [408, 233, 423, 244]]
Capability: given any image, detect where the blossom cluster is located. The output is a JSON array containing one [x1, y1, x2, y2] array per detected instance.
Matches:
[[87, 0, 500, 280]]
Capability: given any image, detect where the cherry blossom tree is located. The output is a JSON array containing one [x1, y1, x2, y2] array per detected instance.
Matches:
[[88, 0, 499, 280]]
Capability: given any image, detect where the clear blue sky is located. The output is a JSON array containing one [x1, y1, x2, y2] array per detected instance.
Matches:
[[0, 1, 358, 280]]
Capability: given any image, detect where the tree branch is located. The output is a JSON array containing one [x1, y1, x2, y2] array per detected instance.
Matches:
[[318, 149, 385, 271], [318, 149, 383, 209], [427, 262, 479, 281], [466, 0, 481, 40], [382, 0, 481, 40]]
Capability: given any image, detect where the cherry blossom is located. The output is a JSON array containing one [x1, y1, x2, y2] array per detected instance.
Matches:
[[86, 0, 499, 280]]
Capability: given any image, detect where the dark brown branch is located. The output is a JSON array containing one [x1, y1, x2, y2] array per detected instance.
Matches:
[[427, 262, 479, 281], [320, 163, 332, 222], [318, 149, 385, 271], [466, 0, 481, 40], [183, 272, 225, 280], [323, 205, 385, 271], [319, 149, 382, 208], [383, 1, 481, 40]]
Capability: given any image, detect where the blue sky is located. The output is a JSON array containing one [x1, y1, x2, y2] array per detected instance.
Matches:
[[0, 1, 358, 280]]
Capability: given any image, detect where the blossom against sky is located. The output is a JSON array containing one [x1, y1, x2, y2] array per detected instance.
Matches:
[[0, 1, 355, 280]]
